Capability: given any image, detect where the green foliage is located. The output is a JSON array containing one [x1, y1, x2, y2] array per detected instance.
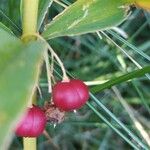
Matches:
[[91, 66, 150, 93], [0, 1, 21, 35], [37, 0, 53, 30], [0, 28, 46, 147], [0, 0, 150, 149], [42, 0, 129, 39], [0, 22, 14, 35], [86, 101, 146, 150]]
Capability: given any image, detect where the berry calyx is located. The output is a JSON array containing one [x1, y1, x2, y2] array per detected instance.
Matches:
[[15, 105, 46, 137], [44, 102, 65, 124], [52, 79, 89, 111]]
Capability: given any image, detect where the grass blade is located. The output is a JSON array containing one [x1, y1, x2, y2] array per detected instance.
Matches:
[[37, 0, 53, 30], [86, 102, 140, 150], [107, 30, 150, 62], [89, 93, 149, 150], [0, 9, 21, 33]]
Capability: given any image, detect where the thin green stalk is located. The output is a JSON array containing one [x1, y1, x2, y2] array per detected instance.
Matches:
[[107, 30, 150, 62], [89, 93, 149, 150], [132, 80, 150, 114], [86, 102, 140, 150]]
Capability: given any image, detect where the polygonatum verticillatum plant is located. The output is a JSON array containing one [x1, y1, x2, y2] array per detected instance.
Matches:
[[0, 0, 150, 149]]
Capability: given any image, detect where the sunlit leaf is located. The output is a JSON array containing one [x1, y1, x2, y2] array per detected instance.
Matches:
[[42, 0, 130, 39]]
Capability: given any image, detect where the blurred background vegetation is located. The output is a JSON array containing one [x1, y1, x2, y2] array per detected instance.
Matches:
[[0, 0, 150, 149]]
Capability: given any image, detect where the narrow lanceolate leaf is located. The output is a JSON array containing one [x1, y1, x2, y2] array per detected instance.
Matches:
[[0, 22, 14, 35], [0, 9, 22, 34], [42, 0, 130, 39], [37, 0, 53, 30], [0, 29, 46, 148], [91, 66, 150, 93]]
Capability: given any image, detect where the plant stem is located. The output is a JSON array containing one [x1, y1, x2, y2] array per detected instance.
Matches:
[[23, 138, 36, 150], [22, 0, 39, 149], [22, 0, 39, 36], [24, 93, 37, 150]]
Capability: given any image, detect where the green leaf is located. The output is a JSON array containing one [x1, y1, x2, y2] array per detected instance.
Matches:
[[88, 93, 149, 150], [0, 29, 46, 148], [0, 22, 14, 35], [107, 30, 150, 62], [86, 102, 141, 150], [91, 66, 150, 93], [0, 9, 22, 34], [42, 0, 130, 39], [37, 0, 53, 31]]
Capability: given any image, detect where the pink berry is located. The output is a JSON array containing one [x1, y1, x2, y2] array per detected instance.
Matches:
[[52, 79, 89, 111], [15, 105, 46, 137]]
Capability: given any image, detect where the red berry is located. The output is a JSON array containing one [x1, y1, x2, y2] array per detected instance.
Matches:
[[15, 106, 46, 137], [52, 79, 89, 111]]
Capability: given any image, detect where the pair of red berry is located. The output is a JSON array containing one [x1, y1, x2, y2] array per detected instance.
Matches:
[[15, 79, 89, 137]]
